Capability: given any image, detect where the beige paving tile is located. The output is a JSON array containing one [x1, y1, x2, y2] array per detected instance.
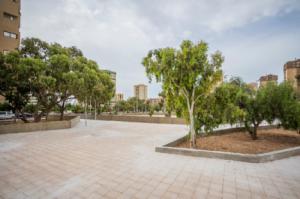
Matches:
[[0, 120, 299, 198]]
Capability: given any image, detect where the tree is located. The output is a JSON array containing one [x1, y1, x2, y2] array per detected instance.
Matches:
[[264, 82, 300, 133], [218, 79, 300, 140], [1, 37, 114, 123], [215, 78, 266, 140], [20, 38, 85, 121], [142, 40, 223, 147], [0, 52, 41, 122], [91, 71, 114, 119]]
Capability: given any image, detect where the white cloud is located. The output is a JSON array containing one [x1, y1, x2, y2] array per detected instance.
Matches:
[[21, 0, 300, 98]]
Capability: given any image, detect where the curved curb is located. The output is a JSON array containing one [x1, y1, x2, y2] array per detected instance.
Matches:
[[156, 145, 300, 163], [156, 126, 300, 163]]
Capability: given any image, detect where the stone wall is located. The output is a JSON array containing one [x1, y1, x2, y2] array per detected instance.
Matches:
[[0, 116, 80, 134]]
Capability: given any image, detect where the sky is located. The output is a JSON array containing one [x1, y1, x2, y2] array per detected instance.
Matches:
[[21, 0, 300, 99]]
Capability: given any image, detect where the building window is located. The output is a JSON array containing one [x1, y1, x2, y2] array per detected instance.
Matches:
[[3, 12, 17, 21], [3, 31, 17, 39]]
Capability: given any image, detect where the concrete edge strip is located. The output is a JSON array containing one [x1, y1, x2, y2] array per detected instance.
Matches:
[[156, 126, 300, 163]]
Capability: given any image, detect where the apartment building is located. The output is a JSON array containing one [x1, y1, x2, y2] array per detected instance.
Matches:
[[284, 59, 300, 94], [0, 0, 21, 53], [259, 74, 278, 87], [116, 93, 124, 101], [134, 84, 148, 100]]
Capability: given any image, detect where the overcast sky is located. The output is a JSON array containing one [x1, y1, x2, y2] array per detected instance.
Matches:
[[21, 0, 300, 98]]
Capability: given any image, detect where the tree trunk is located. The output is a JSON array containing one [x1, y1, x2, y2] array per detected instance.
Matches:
[[34, 113, 43, 122], [60, 100, 66, 121], [18, 111, 29, 123], [188, 108, 196, 148], [89, 97, 92, 114], [245, 121, 258, 140], [84, 98, 87, 126], [250, 125, 258, 140], [94, 100, 97, 120]]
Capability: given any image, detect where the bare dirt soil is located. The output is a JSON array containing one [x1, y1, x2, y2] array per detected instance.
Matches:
[[177, 128, 300, 154]]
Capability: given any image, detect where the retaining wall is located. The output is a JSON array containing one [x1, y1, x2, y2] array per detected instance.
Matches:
[[78, 114, 186, 125], [0, 116, 80, 134]]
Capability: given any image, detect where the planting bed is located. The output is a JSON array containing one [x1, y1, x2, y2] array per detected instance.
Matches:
[[156, 127, 300, 162], [177, 128, 300, 154]]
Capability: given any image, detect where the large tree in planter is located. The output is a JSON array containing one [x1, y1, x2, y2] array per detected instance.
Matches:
[[0, 52, 36, 122], [218, 79, 300, 140], [216, 79, 268, 140], [142, 40, 223, 147], [20, 38, 85, 121], [262, 82, 300, 134]]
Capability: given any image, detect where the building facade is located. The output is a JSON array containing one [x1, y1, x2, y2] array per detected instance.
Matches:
[[116, 93, 124, 101], [0, 0, 21, 53], [148, 97, 162, 106], [259, 74, 278, 87], [284, 59, 300, 94], [134, 84, 148, 100]]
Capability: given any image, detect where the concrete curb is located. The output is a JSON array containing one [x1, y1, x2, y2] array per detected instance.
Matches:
[[156, 126, 300, 163]]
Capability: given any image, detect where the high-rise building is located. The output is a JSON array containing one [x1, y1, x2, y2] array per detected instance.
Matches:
[[259, 74, 278, 87], [284, 59, 300, 94], [134, 84, 148, 100], [0, 0, 21, 53], [0, 0, 21, 103], [116, 93, 124, 101]]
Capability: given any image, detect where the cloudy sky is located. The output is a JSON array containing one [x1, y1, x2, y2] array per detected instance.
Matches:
[[21, 0, 300, 98]]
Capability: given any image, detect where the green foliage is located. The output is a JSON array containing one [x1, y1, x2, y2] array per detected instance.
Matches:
[[0, 102, 12, 111], [72, 104, 84, 113], [217, 79, 300, 139], [0, 37, 114, 122], [0, 52, 32, 122], [149, 106, 154, 117], [142, 40, 223, 147]]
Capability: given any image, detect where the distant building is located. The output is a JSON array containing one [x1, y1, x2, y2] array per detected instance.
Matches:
[[116, 93, 124, 101], [134, 84, 148, 100], [284, 59, 300, 94], [259, 74, 278, 87], [148, 97, 162, 106], [247, 82, 258, 90], [0, 0, 21, 53]]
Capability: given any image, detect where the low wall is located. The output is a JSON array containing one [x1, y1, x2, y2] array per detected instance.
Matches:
[[0, 116, 80, 134], [156, 146, 300, 163], [78, 114, 186, 125]]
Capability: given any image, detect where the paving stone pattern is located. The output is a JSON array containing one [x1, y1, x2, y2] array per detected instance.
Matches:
[[0, 120, 300, 199]]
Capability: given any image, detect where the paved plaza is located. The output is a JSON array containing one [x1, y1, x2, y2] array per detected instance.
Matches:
[[0, 120, 300, 199]]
